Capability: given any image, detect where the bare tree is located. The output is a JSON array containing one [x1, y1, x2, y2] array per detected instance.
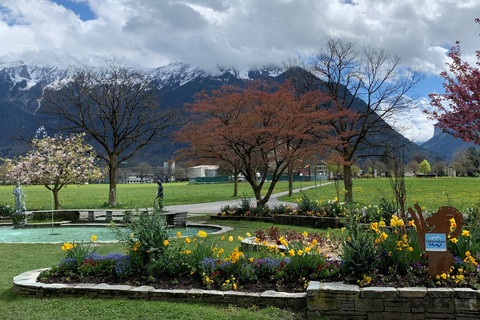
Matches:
[[405, 160, 420, 175], [286, 38, 423, 203], [136, 162, 152, 183], [40, 60, 180, 206]]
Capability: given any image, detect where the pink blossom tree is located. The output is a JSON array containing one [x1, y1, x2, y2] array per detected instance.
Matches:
[[427, 19, 480, 144], [3, 133, 104, 209]]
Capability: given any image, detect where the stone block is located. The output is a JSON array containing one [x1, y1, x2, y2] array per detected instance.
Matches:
[[361, 287, 397, 299], [202, 290, 224, 304], [318, 282, 360, 294], [398, 287, 427, 298], [150, 289, 187, 302], [454, 288, 477, 299], [128, 286, 154, 300], [354, 298, 384, 312], [186, 289, 204, 303], [427, 288, 454, 298], [368, 312, 424, 320]]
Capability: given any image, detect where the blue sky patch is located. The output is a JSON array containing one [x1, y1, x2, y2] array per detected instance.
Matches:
[[50, 0, 96, 21]]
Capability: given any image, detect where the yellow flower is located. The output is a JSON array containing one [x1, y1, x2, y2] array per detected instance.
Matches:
[[305, 247, 311, 253], [255, 238, 260, 244], [297, 250, 304, 255], [262, 241, 267, 246], [302, 231, 308, 237], [370, 222, 378, 230], [228, 236, 233, 242], [246, 232, 251, 237], [451, 238, 458, 243], [341, 227, 346, 233], [441, 273, 447, 279], [130, 233, 134, 239], [238, 236, 244, 241], [379, 221, 386, 228], [176, 231, 182, 238], [288, 249, 295, 256], [91, 235, 97, 242], [408, 220, 415, 227], [198, 230, 207, 238], [61, 242, 73, 251], [185, 238, 191, 243], [163, 240, 169, 246], [221, 236, 225, 240], [408, 247, 413, 252], [462, 230, 470, 237], [381, 232, 388, 240]]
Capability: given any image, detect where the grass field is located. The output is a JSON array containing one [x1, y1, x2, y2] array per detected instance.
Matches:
[[1, 177, 479, 212], [0, 217, 335, 320], [279, 177, 480, 212], [0, 181, 318, 211]]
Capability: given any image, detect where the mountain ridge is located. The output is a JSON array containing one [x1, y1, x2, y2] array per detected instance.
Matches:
[[0, 61, 445, 165]]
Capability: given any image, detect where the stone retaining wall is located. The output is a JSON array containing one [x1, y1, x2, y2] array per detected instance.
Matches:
[[211, 214, 343, 229], [307, 282, 480, 320], [15, 270, 480, 319], [13, 269, 306, 311]]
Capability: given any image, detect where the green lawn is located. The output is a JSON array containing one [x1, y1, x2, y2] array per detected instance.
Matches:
[[279, 177, 480, 211], [0, 181, 318, 211]]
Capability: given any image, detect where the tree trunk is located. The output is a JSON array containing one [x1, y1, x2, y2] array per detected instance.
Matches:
[[343, 164, 353, 203], [52, 188, 61, 210], [233, 172, 239, 197], [288, 163, 294, 196], [252, 186, 265, 208], [109, 163, 117, 206]]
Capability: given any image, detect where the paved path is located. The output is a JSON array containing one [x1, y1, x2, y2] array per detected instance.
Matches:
[[165, 182, 334, 214]]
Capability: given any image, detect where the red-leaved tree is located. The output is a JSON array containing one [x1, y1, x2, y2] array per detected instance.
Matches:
[[175, 81, 336, 208], [427, 19, 480, 144]]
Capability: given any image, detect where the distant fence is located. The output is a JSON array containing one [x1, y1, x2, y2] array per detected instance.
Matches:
[[194, 176, 230, 184], [415, 173, 437, 178]]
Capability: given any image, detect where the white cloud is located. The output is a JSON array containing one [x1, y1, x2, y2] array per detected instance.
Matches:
[[1, 0, 478, 72], [1, 0, 480, 138]]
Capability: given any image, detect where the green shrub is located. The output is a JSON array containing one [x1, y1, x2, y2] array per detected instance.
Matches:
[[29, 210, 80, 222]]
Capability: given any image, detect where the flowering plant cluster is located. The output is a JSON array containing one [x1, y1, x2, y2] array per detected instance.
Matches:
[[218, 195, 348, 217], [340, 212, 480, 288], [38, 205, 480, 291]]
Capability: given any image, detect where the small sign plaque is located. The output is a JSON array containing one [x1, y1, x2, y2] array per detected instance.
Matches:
[[425, 233, 447, 252]]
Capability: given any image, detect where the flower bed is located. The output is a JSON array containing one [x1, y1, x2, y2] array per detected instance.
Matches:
[[32, 205, 480, 306]]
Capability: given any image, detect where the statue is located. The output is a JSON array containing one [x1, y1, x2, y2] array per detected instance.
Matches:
[[12, 182, 27, 228], [156, 180, 164, 200], [408, 203, 464, 276], [154, 180, 164, 210], [13, 182, 26, 213]]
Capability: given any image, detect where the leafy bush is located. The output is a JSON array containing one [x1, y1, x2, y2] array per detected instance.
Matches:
[[29, 210, 80, 222], [109, 208, 169, 266], [0, 202, 13, 216]]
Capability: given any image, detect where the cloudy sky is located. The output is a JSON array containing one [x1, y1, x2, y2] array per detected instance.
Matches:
[[1, 0, 480, 142]]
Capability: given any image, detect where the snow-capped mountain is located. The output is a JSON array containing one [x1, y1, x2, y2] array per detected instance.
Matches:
[[0, 60, 448, 163], [0, 61, 286, 160]]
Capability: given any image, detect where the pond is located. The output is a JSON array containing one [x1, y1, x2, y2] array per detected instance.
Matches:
[[0, 225, 223, 243]]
